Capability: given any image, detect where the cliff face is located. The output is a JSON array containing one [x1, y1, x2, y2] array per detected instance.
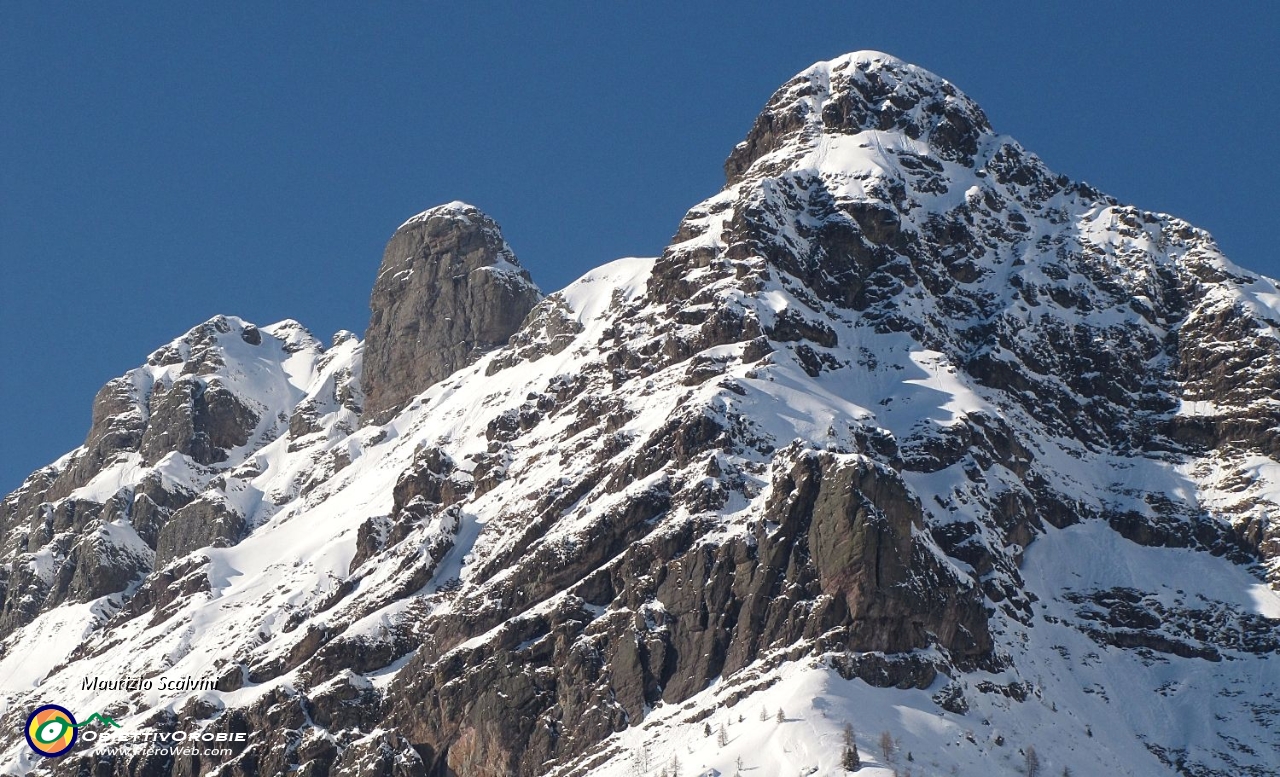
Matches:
[[361, 202, 541, 425], [3, 52, 1280, 777]]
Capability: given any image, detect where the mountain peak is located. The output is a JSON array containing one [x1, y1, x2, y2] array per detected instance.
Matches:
[[725, 50, 991, 184], [362, 203, 541, 423], [396, 199, 489, 231]]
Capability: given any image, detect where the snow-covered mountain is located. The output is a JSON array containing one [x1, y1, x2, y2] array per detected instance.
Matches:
[[3, 51, 1279, 777]]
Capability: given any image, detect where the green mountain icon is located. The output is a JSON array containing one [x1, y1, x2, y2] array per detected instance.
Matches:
[[73, 713, 122, 729]]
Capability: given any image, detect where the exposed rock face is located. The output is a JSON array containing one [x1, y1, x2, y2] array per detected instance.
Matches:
[[154, 495, 247, 568], [362, 202, 542, 424], [139, 376, 259, 466]]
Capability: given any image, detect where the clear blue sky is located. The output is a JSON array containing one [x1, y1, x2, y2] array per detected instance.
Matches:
[[3, 3, 1277, 494]]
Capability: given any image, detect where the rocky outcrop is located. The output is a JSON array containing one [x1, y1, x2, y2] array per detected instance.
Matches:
[[724, 51, 992, 184], [139, 376, 259, 466], [155, 494, 247, 569], [41, 317, 265, 501], [362, 202, 541, 424], [45, 376, 147, 499]]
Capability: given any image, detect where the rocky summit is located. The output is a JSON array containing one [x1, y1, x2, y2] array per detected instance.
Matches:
[[2, 51, 1279, 777], [362, 202, 542, 425]]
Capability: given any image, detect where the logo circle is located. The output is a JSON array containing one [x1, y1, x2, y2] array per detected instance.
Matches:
[[25, 705, 77, 758]]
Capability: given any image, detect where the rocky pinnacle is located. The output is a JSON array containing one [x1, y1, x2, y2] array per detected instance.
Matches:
[[361, 202, 542, 424]]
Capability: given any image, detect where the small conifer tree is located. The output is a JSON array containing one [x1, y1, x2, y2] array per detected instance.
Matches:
[[841, 722, 861, 771]]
